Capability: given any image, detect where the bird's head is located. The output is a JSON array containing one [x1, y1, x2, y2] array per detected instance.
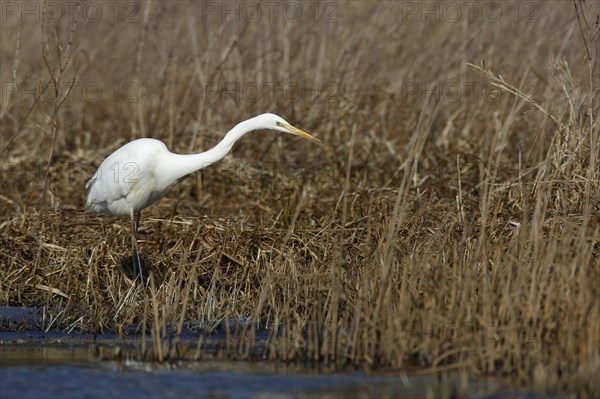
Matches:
[[258, 113, 322, 143]]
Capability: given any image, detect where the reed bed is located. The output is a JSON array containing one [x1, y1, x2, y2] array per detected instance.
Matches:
[[1, 0, 598, 395]]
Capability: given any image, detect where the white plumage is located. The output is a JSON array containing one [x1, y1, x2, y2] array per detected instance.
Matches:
[[85, 113, 320, 278], [85, 113, 320, 218]]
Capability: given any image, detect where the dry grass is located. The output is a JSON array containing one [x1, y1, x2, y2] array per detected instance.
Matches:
[[1, 0, 599, 395]]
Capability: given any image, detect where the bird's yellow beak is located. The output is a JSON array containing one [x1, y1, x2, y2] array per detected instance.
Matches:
[[285, 124, 322, 144]]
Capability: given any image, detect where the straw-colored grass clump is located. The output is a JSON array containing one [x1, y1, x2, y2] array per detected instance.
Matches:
[[1, 1, 598, 395]]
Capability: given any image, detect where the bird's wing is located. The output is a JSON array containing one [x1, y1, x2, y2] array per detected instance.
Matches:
[[85, 175, 98, 190], [85, 143, 157, 212]]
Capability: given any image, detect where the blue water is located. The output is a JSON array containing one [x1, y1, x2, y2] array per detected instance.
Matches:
[[1, 362, 429, 399], [0, 342, 444, 399], [0, 342, 572, 399]]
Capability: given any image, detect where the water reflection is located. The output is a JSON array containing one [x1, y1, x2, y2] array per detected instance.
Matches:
[[0, 344, 558, 399]]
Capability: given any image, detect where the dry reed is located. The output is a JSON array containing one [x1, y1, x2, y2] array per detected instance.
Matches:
[[0, 0, 598, 395]]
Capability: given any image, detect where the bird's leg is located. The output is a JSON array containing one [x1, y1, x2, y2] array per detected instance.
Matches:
[[130, 209, 142, 282], [135, 211, 141, 235]]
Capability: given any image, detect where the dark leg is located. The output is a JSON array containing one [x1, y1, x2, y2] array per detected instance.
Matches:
[[130, 209, 142, 282], [135, 211, 141, 234]]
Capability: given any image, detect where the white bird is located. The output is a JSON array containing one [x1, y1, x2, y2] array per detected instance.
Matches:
[[85, 113, 321, 277]]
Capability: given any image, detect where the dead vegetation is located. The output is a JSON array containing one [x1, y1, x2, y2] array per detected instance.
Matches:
[[0, 0, 599, 395]]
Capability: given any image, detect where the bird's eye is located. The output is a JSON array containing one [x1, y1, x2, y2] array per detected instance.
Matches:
[[276, 121, 282, 126]]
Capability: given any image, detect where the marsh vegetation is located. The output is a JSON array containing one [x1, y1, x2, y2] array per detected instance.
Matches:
[[1, 1, 598, 395]]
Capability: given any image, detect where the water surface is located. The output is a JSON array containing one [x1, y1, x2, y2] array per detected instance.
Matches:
[[1, 342, 570, 399]]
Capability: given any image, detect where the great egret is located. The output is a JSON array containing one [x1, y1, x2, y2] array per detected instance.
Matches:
[[85, 113, 321, 278]]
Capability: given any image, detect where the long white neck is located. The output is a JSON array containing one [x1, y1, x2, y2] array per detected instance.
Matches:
[[158, 116, 268, 188]]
